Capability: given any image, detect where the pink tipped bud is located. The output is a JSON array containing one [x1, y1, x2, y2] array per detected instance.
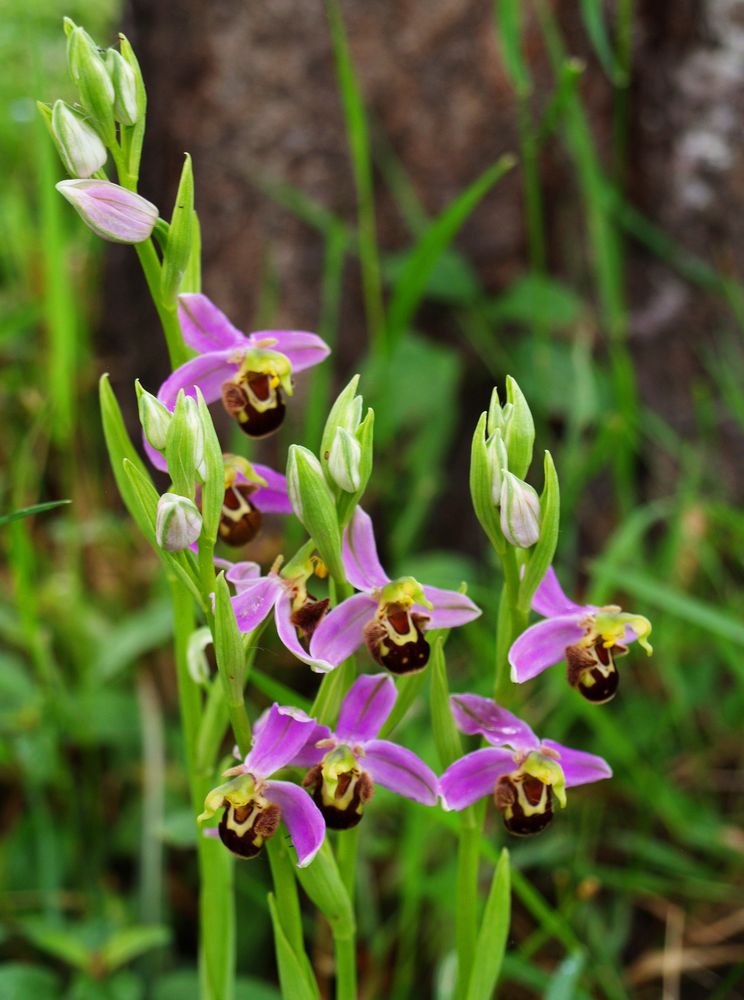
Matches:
[[56, 179, 158, 244], [499, 472, 541, 548]]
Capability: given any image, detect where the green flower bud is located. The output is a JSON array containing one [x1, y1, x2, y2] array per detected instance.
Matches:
[[500, 472, 541, 548], [50, 100, 107, 178], [67, 27, 116, 146], [287, 445, 344, 582], [105, 48, 139, 125], [486, 428, 509, 506], [165, 392, 206, 497], [328, 426, 362, 493], [503, 376, 534, 479], [135, 380, 171, 451], [155, 493, 202, 552]]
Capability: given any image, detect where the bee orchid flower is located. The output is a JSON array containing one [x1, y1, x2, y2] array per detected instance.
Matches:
[[289, 673, 439, 829], [509, 567, 653, 703], [440, 693, 612, 836], [309, 507, 481, 674], [198, 703, 326, 865], [153, 293, 330, 444]]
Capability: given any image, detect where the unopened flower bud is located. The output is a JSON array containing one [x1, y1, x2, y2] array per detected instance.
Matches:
[[67, 27, 116, 145], [105, 48, 139, 125], [136, 380, 171, 450], [503, 376, 534, 480], [500, 472, 541, 548], [328, 426, 361, 493], [486, 429, 508, 506], [50, 100, 107, 178], [155, 493, 202, 552], [287, 445, 344, 582], [56, 180, 158, 244], [165, 393, 206, 493]]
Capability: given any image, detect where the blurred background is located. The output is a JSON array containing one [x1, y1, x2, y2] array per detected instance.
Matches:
[[2, 1, 744, 997]]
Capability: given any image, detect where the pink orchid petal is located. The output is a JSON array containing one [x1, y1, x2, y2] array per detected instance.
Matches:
[[263, 779, 326, 867], [157, 350, 239, 410], [450, 693, 538, 751], [362, 740, 439, 806], [225, 561, 263, 593], [421, 586, 482, 629], [532, 567, 586, 617], [309, 592, 377, 667], [244, 703, 317, 777], [542, 739, 613, 788], [247, 330, 331, 373], [250, 463, 292, 515], [287, 722, 333, 768], [508, 613, 587, 683], [336, 674, 396, 743], [142, 431, 168, 473], [230, 575, 282, 632], [275, 591, 335, 673], [439, 748, 517, 811], [342, 507, 389, 593], [177, 293, 247, 353]]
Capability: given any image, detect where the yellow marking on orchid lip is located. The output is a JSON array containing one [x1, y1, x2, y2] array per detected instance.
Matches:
[[269, 373, 280, 389], [311, 555, 328, 579]]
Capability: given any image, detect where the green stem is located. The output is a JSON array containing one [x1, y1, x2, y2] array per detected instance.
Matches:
[[334, 933, 357, 1000], [134, 239, 189, 369], [455, 816, 481, 1000]]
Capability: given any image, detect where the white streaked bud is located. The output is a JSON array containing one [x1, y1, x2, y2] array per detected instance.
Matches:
[[105, 48, 139, 125], [486, 429, 509, 506], [500, 472, 541, 548], [328, 426, 362, 493], [156, 493, 202, 552], [136, 382, 171, 451], [51, 100, 107, 178]]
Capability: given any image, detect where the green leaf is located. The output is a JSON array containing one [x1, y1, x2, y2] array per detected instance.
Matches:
[[0, 499, 70, 527], [429, 636, 463, 770], [485, 274, 584, 330], [121, 459, 203, 606], [99, 925, 170, 971], [294, 840, 355, 938], [579, 0, 626, 85], [181, 210, 202, 294], [99, 374, 157, 542], [18, 920, 91, 972], [386, 156, 515, 343], [267, 893, 320, 1000], [545, 951, 587, 1000], [465, 848, 511, 1000], [196, 388, 224, 545], [213, 573, 247, 702], [469, 412, 503, 554], [0, 963, 60, 999], [494, 0, 532, 95], [161, 153, 194, 304], [383, 249, 480, 304], [519, 450, 560, 612]]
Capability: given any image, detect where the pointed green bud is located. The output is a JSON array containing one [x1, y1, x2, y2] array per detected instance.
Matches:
[[287, 445, 344, 582], [165, 392, 205, 497], [67, 27, 116, 146], [136, 380, 171, 451], [504, 376, 534, 479], [486, 429, 509, 506], [155, 493, 202, 552], [161, 154, 194, 305], [321, 374, 363, 461], [105, 48, 139, 125], [500, 472, 541, 548], [328, 426, 361, 493], [63, 17, 77, 38], [470, 411, 503, 552], [49, 100, 107, 178]]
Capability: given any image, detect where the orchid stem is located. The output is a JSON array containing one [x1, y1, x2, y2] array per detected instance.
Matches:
[[334, 932, 357, 1000], [454, 815, 481, 1000], [134, 238, 189, 369]]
